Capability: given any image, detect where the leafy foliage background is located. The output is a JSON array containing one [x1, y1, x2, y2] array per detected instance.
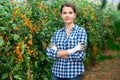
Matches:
[[0, 0, 120, 80]]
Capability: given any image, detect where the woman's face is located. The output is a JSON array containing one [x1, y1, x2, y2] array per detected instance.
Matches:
[[61, 6, 76, 25]]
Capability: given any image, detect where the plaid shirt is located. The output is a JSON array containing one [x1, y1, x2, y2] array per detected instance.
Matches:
[[46, 24, 87, 78]]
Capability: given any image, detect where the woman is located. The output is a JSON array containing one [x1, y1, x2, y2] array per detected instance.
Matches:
[[46, 2, 87, 80]]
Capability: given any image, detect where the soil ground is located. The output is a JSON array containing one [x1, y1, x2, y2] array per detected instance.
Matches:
[[81, 50, 120, 80]]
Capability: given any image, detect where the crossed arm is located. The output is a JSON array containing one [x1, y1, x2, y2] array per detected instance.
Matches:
[[48, 42, 86, 59]]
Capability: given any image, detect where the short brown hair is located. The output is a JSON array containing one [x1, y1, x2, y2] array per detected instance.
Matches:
[[60, 2, 76, 13]]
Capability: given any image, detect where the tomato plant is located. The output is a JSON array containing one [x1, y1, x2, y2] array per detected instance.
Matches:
[[0, 0, 119, 79]]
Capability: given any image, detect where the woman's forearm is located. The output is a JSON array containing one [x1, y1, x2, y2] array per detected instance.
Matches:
[[57, 50, 68, 58]]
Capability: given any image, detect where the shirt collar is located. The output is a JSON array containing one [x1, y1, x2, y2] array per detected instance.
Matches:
[[60, 24, 78, 32]]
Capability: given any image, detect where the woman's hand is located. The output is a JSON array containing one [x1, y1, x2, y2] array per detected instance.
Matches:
[[48, 42, 57, 50], [67, 42, 86, 54]]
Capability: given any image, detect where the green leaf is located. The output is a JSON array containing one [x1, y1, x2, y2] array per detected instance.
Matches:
[[39, 53, 45, 61], [5, 41, 11, 52], [12, 24, 17, 28], [41, 75, 48, 80], [35, 61, 38, 67], [1, 73, 9, 79], [0, 5, 3, 10], [0, 38, 4, 46], [12, 64, 21, 72], [21, 44, 25, 54], [23, 54, 30, 68], [0, 27, 7, 31], [13, 34, 19, 40], [14, 75, 23, 80]]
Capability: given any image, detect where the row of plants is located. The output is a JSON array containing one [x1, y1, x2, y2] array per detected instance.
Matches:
[[0, 0, 119, 80]]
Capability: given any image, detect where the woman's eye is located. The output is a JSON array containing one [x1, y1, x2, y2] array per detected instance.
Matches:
[[62, 12, 73, 14], [62, 12, 66, 14], [69, 12, 73, 14]]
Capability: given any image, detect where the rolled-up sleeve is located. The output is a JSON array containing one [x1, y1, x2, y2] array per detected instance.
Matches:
[[68, 28, 87, 62], [46, 31, 58, 60], [68, 51, 85, 61], [46, 47, 58, 60]]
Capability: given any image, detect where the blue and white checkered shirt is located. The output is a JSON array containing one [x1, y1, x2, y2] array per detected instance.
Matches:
[[46, 24, 87, 78]]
